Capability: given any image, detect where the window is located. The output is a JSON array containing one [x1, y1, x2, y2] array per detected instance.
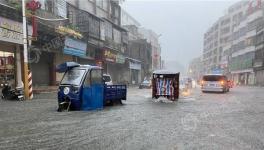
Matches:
[[45, 0, 54, 13], [96, 0, 103, 8], [84, 72, 91, 87], [87, 47, 95, 58], [103, 0, 108, 10], [91, 69, 102, 84], [203, 75, 226, 81], [113, 28, 121, 44], [89, 17, 100, 38], [105, 21, 113, 39]]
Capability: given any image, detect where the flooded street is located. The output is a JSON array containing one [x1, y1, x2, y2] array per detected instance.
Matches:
[[1, 87, 264, 150]]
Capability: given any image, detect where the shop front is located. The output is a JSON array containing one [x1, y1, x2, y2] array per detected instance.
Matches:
[[101, 49, 127, 84], [78, 44, 97, 66], [128, 60, 141, 85], [230, 52, 255, 85], [254, 59, 264, 86], [0, 42, 16, 87], [103, 49, 117, 82], [0, 16, 32, 88], [30, 27, 64, 86]]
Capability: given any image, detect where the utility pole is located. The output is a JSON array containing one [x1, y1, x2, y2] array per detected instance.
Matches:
[[22, 0, 30, 99]]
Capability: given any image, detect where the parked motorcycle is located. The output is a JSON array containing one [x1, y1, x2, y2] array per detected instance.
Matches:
[[1, 84, 24, 101]]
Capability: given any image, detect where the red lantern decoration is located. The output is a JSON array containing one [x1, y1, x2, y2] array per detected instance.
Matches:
[[26, 0, 41, 38]]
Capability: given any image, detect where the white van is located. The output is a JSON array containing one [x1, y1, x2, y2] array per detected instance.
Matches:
[[201, 74, 229, 93], [103, 74, 113, 85]]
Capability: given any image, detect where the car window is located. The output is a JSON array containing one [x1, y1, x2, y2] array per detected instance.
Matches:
[[203, 75, 226, 81], [91, 69, 102, 84]]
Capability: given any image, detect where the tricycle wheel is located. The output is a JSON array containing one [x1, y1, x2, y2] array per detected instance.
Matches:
[[119, 99, 123, 105]]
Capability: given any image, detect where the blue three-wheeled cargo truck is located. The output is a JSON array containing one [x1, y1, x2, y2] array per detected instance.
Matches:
[[56, 62, 127, 111]]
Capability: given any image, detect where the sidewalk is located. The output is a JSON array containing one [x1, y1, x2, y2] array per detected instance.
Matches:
[[33, 86, 58, 94]]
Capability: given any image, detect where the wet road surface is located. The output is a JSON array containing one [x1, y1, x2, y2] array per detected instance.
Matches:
[[0, 86, 264, 150]]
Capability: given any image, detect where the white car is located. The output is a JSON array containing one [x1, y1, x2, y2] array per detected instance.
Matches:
[[139, 80, 151, 89], [201, 74, 230, 93], [103, 74, 113, 85]]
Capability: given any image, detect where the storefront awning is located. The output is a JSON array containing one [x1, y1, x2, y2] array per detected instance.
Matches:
[[125, 57, 141, 63]]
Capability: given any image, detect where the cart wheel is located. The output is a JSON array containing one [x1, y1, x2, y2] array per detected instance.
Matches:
[[119, 99, 123, 105], [105, 100, 113, 106]]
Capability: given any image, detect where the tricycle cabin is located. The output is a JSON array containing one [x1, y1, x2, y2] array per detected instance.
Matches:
[[56, 62, 127, 111], [152, 70, 180, 101]]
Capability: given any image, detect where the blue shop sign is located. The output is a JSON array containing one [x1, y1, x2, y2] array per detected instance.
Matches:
[[64, 37, 87, 57], [211, 68, 223, 74]]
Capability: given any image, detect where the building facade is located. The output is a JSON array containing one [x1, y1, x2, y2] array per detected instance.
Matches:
[[203, 0, 263, 85], [229, 0, 262, 85], [121, 8, 141, 27], [254, 15, 264, 85], [66, 0, 128, 84], [0, 0, 27, 88], [139, 27, 161, 71], [0, 0, 160, 89]]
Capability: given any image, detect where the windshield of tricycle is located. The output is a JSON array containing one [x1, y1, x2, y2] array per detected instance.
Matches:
[[61, 69, 86, 86]]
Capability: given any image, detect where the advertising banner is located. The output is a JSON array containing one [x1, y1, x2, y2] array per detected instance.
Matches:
[[104, 50, 116, 63], [0, 17, 32, 44], [116, 54, 125, 64], [64, 37, 87, 57]]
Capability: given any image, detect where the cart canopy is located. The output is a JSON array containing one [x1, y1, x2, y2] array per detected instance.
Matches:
[[153, 70, 179, 75], [56, 62, 80, 73]]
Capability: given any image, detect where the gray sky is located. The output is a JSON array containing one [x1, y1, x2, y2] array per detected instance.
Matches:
[[121, 0, 238, 68]]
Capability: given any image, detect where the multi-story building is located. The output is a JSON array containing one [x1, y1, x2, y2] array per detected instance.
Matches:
[[123, 25, 142, 40], [203, 21, 221, 74], [66, 0, 128, 84], [203, 0, 263, 85], [122, 25, 144, 84], [0, 0, 129, 88], [203, 1, 248, 75], [254, 14, 264, 85], [121, 8, 141, 27], [126, 39, 152, 84], [229, 0, 262, 85], [0, 0, 68, 87], [0, 0, 25, 88], [121, 9, 160, 84], [139, 27, 161, 70]]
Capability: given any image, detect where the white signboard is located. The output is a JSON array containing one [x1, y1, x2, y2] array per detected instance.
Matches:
[[129, 62, 141, 70], [0, 17, 32, 44]]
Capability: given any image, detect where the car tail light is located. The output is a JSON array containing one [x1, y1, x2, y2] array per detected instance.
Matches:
[[220, 80, 225, 86]]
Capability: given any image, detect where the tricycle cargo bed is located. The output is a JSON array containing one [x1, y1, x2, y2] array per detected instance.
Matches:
[[105, 85, 127, 101], [152, 70, 180, 101]]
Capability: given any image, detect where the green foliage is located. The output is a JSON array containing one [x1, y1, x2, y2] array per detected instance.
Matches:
[[67, 25, 80, 32], [8, 0, 22, 11]]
